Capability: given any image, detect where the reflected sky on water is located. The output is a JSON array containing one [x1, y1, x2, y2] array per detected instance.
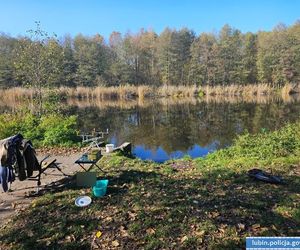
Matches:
[[71, 99, 300, 162]]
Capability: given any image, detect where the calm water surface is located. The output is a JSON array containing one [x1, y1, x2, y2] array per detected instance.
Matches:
[[67, 99, 300, 162]]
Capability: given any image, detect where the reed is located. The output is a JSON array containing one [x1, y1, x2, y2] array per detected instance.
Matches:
[[0, 84, 298, 104], [1, 92, 299, 112], [157, 85, 199, 97], [281, 83, 300, 99], [198, 83, 275, 97]]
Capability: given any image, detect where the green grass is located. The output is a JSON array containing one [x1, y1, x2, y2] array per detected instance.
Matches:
[[0, 121, 299, 249]]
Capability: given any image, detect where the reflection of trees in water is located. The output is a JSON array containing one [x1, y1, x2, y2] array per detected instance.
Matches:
[[71, 101, 300, 154]]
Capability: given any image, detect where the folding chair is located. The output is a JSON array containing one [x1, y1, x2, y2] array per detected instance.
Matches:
[[28, 155, 68, 190]]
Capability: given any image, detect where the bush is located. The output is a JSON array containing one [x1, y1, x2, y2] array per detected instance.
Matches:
[[39, 114, 79, 146], [0, 113, 23, 138], [0, 112, 80, 147]]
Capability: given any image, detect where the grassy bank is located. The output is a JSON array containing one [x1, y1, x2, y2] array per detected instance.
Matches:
[[0, 121, 299, 249]]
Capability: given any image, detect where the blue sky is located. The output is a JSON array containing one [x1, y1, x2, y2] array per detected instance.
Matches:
[[0, 0, 299, 39]]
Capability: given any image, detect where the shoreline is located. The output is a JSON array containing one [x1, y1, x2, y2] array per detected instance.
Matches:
[[0, 121, 299, 249]]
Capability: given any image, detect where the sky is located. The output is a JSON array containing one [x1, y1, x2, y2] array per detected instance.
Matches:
[[0, 0, 299, 39]]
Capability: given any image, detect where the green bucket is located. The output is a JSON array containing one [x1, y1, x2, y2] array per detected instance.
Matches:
[[92, 179, 109, 197]]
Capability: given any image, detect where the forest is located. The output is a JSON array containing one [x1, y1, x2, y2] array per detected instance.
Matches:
[[0, 22, 300, 89]]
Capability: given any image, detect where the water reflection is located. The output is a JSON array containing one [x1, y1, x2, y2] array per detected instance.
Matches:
[[1, 97, 299, 162], [133, 143, 218, 163], [70, 100, 300, 162]]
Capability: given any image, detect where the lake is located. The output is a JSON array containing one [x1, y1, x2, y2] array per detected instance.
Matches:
[[63, 97, 300, 162]]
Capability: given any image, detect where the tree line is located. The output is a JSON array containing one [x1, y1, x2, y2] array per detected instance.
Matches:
[[1, 22, 300, 88]]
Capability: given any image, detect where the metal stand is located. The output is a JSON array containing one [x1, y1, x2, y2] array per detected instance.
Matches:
[[80, 128, 109, 154], [75, 129, 109, 173]]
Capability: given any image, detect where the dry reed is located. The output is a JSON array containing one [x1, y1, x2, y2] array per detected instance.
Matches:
[[0, 84, 298, 106]]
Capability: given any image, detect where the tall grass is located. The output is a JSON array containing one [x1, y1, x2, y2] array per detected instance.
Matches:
[[157, 85, 198, 97], [281, 83, 300, 100], [200, 83, 274, 97], [3, 94, 299, 112], [0, 84, 299, 105]]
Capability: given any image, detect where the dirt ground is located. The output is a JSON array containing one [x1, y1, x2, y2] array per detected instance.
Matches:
[[0, 152, 82, 225]]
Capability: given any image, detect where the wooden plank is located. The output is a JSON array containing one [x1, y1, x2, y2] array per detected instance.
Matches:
[[113, 142, 132, 155]]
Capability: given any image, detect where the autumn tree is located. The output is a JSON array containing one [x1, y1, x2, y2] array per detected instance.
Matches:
[[0, 21, 300, 88], [241, 32, 258, 84], [189, 33, 217, 85], [61, 35, 77, 87], [74, 34, 109, 86], [217, 25, 243, 85], [13, 22, 63, 114], [0, 34, 17, 88]]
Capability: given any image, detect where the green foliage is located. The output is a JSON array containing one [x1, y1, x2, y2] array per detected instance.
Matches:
[[1, 22, 300, 88], [0, 113, 23, 138], [13, 22, 64, 114], [43, 89, 67, 113], [38, 114, 79, 146], [13, 22, 63, 88], [257, 23, 300, 86], [0, 35, 17, 88], [195, 121, 300, 172], [73, 34, 108, 86], [0, 112, 80, 147], [233, 123, 299, 159]]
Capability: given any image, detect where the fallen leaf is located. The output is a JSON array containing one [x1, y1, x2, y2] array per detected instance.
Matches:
[[65, 234, 76, 242], [104, 216, 113, 222], [260, 227, 269, 232], [271, 225, 277, 230], [252, 224, 260, 229], [128, 211, 137, 219], [96, 231, 102, 238], [112, 240, 120, 247], [119, 226, 129, 237], [237, 223, 245, 230], [146, 228, 155, 235], [195, 230, 205, 237], [27, 230, 34, 237], [210, 212, 220, 218], [181, 235, 188, 243]]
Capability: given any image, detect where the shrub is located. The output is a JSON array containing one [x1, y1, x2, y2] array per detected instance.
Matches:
[[39, 114, 79, 146], [0, 113, 23, 138], [0, 112, 80, 147]]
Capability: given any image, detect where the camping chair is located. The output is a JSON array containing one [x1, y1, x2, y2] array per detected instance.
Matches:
[[28, 155, 68, 191]]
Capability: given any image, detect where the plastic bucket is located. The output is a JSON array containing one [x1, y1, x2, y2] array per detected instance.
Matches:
[[106, 144, 114, 153], [92, 179, 109, 197]]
